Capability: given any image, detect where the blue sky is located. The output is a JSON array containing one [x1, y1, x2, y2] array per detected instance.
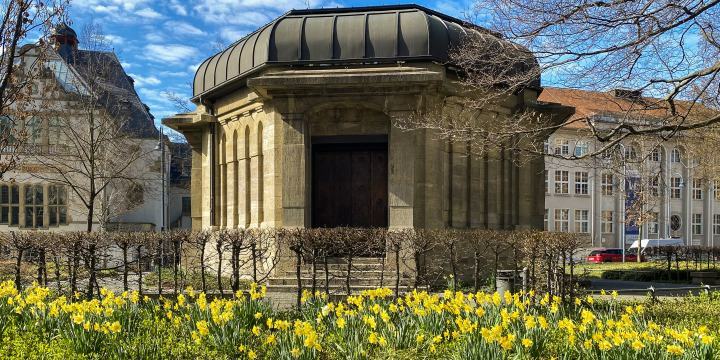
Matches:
[[67, 0, 474, 130]]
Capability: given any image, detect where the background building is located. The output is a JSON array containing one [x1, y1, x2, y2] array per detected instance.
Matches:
[[0, 24, 167, 232], [540, 88, 719, 248]]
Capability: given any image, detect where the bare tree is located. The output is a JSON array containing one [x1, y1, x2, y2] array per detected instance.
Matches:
[[0, 1, 67, 179], [399, 0, 720, 160], [26, 23, 156, 232]]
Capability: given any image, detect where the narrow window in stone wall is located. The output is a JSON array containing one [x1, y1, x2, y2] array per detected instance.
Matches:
[[257, 122, 264, 224], [554, 139, 569, 156], [601, 174, 614, 196], [244, 126, 251, 227], [23, 185, 44, 228], [693, 179, 703, 200], [220, 134, 227, 227], [233, 130, 239, 227], [544, 170, 548, 194], [692, 213, 703, 235], [670, 177, 682, 199], [650, 148, 660, 162], [649, 176, 659, 197], [714, 214, 720, 235], [48, 184, 67, 226], [574, 172, 588, 195], [544, 209, 548, 231], [601, 211, 614, 233], [554, 170, 568, 194], [574, 209, 589, 233], [648, 212, 659, 235], [0, 184, 20, 225], [554, 208, 569, 232], [671, 148, 681, 163]]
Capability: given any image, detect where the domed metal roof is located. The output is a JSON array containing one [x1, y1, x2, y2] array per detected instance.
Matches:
[[192, 4, 536, 100]]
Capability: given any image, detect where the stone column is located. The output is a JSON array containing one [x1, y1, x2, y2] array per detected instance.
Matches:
[[388, 111, 415, 229], [450, 141, 468, 228], [280, 111, 308, 228]]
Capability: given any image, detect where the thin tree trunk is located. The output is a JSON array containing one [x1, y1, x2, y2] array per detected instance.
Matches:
[[137, 245, 143, 295], [174, 240, 180, 295], [323, 252, 329, 296], [474, 251, 480, 293], [199, 243, 206, 292], [394, 243, 400, 298], [216, 239, 223, 296], [251, 242, 257, 283], [14, 248, 23, 291], [346, 255, 353, 296], [311, 248, 317, 295], [87, 243, 96, 299], [158, 239, 163, 296], [296, 246, 302, 310], [122, 245, 128, 291], [54, 253, 61, 293]]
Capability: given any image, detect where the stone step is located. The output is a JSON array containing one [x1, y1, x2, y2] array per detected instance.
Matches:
[[266, 284, 418, 295], [322, 257, 386, 265], [290, 263, 387, 272], [268, 276, 414, 287], [279, 269, 400, 278]]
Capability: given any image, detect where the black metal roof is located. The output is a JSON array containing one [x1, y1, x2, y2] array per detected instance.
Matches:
[[192, 4, 536, 100]]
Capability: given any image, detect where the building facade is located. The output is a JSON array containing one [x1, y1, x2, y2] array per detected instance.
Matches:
[[164, 5, 567, 232], [0, 24, 167, 233], [540, 88, 719, 248]]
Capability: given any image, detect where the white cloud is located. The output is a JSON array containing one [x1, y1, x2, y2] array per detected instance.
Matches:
[[219, 27, 247, 42], [144, 44, 198, 64], [103, 34, 124, 45], [188, 64, 200, 73], [128, 73, 161, 87], [192, 0, 326, 25], [121, 62, 132, 69], [135, 7, 163, 19], [166, 21, 206, 36], [169, 0, 188, 16], [145, 32, 165, 43]]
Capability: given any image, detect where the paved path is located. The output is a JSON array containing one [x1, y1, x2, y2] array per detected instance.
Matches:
[[588, 279, 710, 298]]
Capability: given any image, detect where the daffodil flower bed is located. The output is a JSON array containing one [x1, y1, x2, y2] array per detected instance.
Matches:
[[0, 280, 717, 359]]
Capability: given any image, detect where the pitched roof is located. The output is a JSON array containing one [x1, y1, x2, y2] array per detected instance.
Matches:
[[58, 48, 159, 139], [538, 87, 717, 130]]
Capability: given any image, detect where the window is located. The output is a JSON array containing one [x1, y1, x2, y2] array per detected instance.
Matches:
[[24, 117, 43, 145], [671, 177, 682, 199], [693, 179, 703, 200], [554, 170, 568, 194], [715, 214, 720, 236], [574, 141, 588, 157], [544, 170, 548, 194], [574, 209, 589, 233], [601, 174, 614, 196], [649, 176, 659, 197], [650, 148, 660, 162], [182, 196, 191, 216], [601, 211, 614, 233], [574, 172, 589, 195], [48, 185, 67, 226], [543, 141, 549, 154], [23, 185, 44, 228], [671, 148, 681, 163], [0, 184, 19, 225], [554, 139, 570, 156], [48, 117, 64, 146], [554, 209, 569, 232], [624, 145, 637, 160], [544, 209, 548, 231], [648, 212, 659, 235], [716, 181, 720, 201], [692, 213, 703, 235]]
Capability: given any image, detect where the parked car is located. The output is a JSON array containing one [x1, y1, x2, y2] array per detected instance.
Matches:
[[626, 238, 684, 258], [586, 248, 641, 263]]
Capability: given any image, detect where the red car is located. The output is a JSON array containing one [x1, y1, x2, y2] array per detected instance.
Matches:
[[587, 248, 640, 263]]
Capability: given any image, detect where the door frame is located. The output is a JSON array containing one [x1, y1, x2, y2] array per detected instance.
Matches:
[[310, 135, 389, 228]]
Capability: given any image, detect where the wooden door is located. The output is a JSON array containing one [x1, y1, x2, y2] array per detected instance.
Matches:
[[312, 143, 388, 228]]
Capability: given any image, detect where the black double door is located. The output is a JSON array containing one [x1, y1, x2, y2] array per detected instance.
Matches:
[[311, 142, 388, 229]]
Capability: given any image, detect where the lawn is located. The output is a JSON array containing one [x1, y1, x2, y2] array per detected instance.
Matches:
[[1, 280, 718, 359]]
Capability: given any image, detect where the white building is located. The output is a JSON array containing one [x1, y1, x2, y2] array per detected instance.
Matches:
[[540, 88, 720, 248], [0, 24, 167, 233]]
